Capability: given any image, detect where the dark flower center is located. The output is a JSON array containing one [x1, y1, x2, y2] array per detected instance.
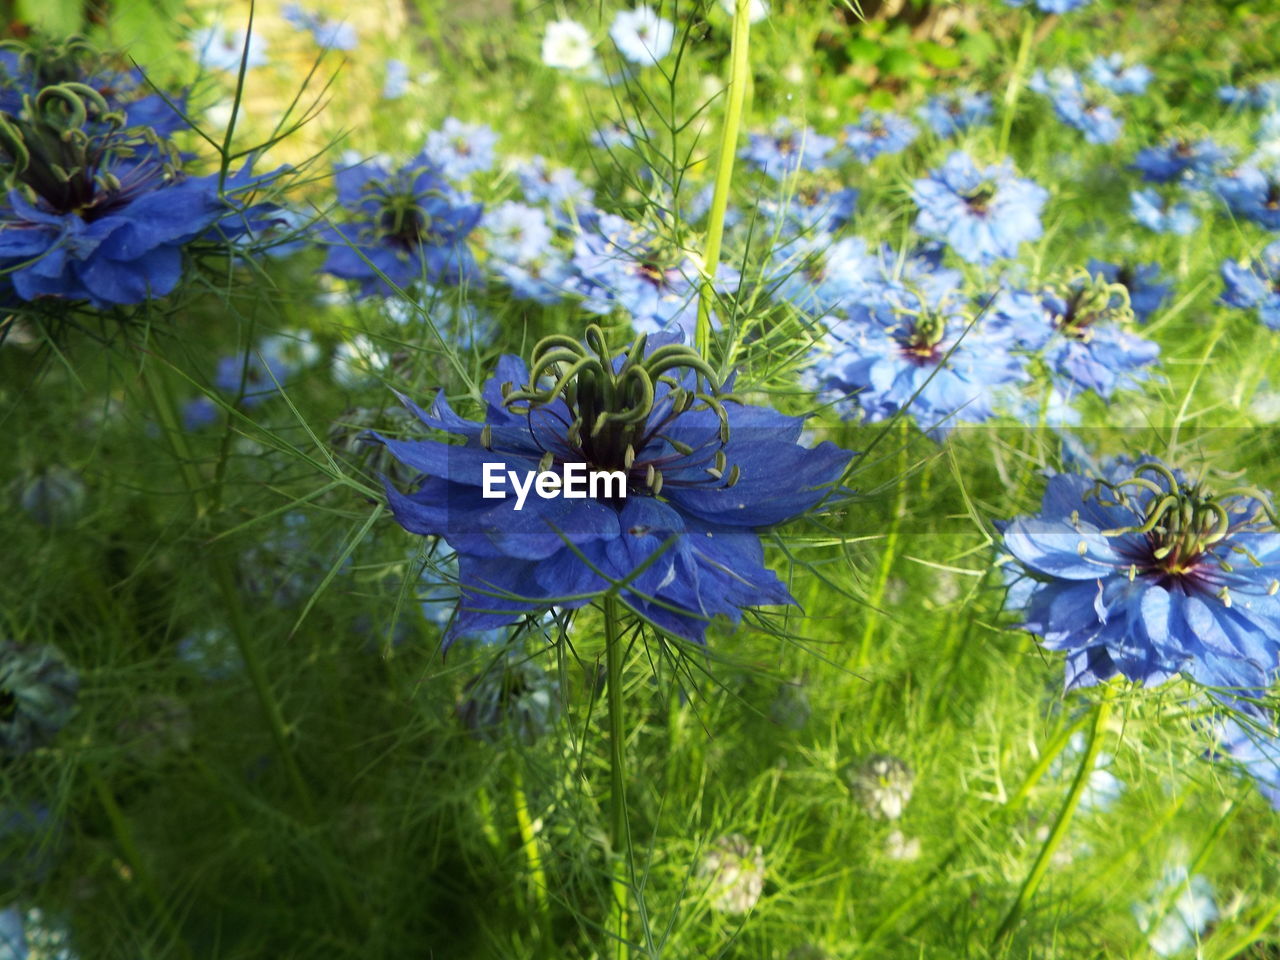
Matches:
[[897, 312, 947, 366], [962, 182, 997, 215], [1266, 181, 1280, 210], [378, 194, 431, 249], [499, 324, 740, 499]]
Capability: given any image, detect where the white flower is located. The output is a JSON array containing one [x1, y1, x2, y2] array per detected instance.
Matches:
[[542, 19, 595, 70], [845, 755, 914, 820], [698, 834, 765, 914], [332, 335, 390, 388], [719, 0, 769, 23], [884, 830, 921, 862], [193, 24, 269, 72], [610, 5, 675, 66]]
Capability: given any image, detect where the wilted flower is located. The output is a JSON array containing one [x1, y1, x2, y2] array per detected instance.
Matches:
[[698, 834, 765, 914], [1001, 454, 1280, 691], [456, 654, 561, 744], [911, 152, 1048, 266], [1220, 241, 1280, 329], [844, 754, 914, 819], [373, 327, 852, 644], [542, 19, 595, 71], [319, 154, 483, 295], [610, 5, 675, 66], [0, 641, 78, 755]]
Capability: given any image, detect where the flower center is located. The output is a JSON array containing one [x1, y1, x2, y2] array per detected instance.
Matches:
[[498, 325, 741, 498], [962, 182, 997, 215], [378, 193, 431, 249], [897, 311, 947, 366]]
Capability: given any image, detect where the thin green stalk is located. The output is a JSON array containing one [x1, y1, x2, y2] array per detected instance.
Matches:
[[998, 14, 1035, 157], [604, 594, 631, 960], [513, 763, 553, 955], [696, 0, 752, 359], [993, 684, 1116, 945], [855, 419, 911, 669]]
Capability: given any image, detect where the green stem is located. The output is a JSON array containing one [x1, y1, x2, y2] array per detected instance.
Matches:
[[604, 594, 630, 960], [993, 684, 1116, 945], [855, 419, 910, 669], [513, 763, 553, 955], [998, 14, 1035, 158], [696, 0, 752, 359]]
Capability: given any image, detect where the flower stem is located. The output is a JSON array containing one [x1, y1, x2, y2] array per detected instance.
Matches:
[[512, 762, 553, 955], [603, 594, 630, 960], [993, 683, 1116, 945], [998, 14, 1036, 158], [696, 0, 752, 360], [855, 419, 911, 669]]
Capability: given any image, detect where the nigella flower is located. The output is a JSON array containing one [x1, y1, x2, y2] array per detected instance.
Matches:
[[319, 154, 483, 296], [1220, 241, 1280, 329], [698, 835, 765, 915], [1218, 79, 1280, 111], [1089, 54, 1152, 95], [609, 5, 675, 66], [381, 59, 409, 99], [766, 234, 879, 317], [807, 289, 1028, 438], [1004, 0, 1091, 10], [1132, 137, 1232, 186], [740, 120, 836, 181], [423, 117, 498, 183], [373, 327, 852, 644], [1028, 68, 1122, 144], [17, 466, 86, 527], [841, 110, 918, 163], [484, 201, 553, 263], [213, 332, 317, 406], [911, 151, 1048, 266], [916, 91, 993, 138], [0, 641, 78, 754], [542, 18, 596, 70], [516, 155, 592, 209], [1213, 164, 1280, 231], [1085, 259, 1171, 323], [457, 653, 562, 744], [1130, 188, 1199, 235], [758, 186, 858, 238], [991, 272, 1160, 400], [0, 85, 282, 306], [192, 23, 269, 72], [281, 4, 357, 50], [1134, 863, 1218, 957], [591, 122, 634, 151], [1001, 454, 1280, 691], [332, 334, 393, 388], [568, 211, 725, 337]]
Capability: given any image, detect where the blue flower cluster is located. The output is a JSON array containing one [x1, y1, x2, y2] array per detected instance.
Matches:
[[1029, 68, 1123, 145], [1221, 241, 1280, 329]]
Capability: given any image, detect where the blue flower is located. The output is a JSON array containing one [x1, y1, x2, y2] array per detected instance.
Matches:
[[1085, 259, 1171, 323], [212, 332, 318, 406], [991, 274, 1160, 400], [1212, 712, 1280, 809], [1130, 188, 1199, 235], [1029, 68, 1122, 144], [372, 329, 852, 645], [1004, 0, 1091, 10], [841, 110, 918, 163], [1213, 164, 1280, 231], [805, 286, 1028, 438], [193, 24, 269, 72], [1219, 80, 1280, 111], [911, 151, 1048, 266], [916, 91, 993, 138], [591, 122, 634, 151], [1132, 137, 1232, 185], [515, 156, 593, 209], [484, 201, 554, 263], [1220, 241, 1280, 329], [765, 234, 880, 316], [0, 87, 281, 306], [18, 466, 85, 527], [1135, 864, 1218, 958], [281, 4, 357, 50], [1089, 54, 1152, 95], [758, 186, 858, 238], [609, 5, 675, 66], [382, 59, 409, 99], [0, 641, 78, 754], [1002, 454, 1280, 691], [319, 154, 483, 296], [740, 120, 836, 180], [424, 117, 498, 182]]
